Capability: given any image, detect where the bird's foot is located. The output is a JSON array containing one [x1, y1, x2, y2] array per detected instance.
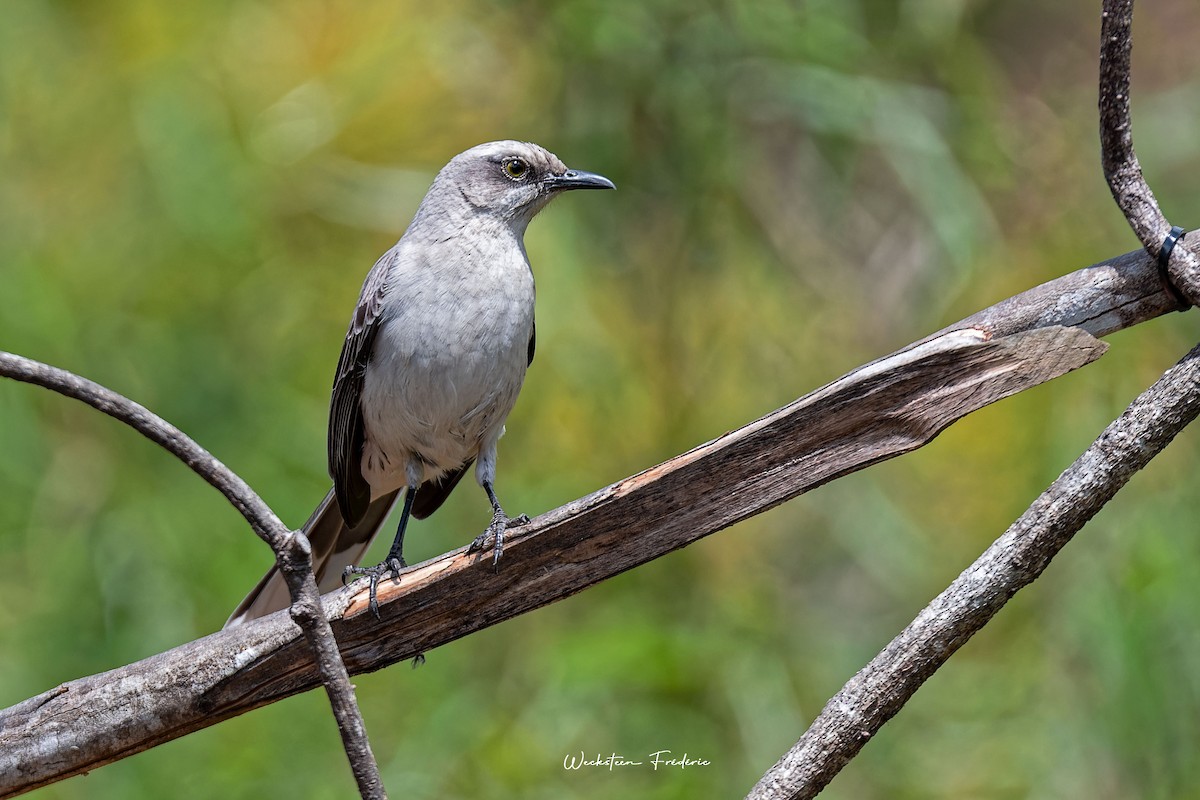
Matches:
[[342, 556, 407, 620], [467, 510, 529, 570]]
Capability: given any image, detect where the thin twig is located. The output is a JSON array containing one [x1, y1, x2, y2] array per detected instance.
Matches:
[[0, 353, 286, 543], [0, 352, 386, 800], [747, 339, 1200, 800], [1099, 0, 1200, 305]]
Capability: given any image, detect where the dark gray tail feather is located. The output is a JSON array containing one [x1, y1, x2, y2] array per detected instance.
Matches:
[[224, 487, 401, 628]]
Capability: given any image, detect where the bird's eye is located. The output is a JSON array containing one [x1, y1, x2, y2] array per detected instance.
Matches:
[[502, 158, 529, 180]]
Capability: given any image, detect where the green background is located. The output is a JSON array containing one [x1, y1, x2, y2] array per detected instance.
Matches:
[[3, 1, 1200, 797]]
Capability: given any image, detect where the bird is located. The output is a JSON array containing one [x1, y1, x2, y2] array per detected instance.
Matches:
[[226, 141, 614, 627]]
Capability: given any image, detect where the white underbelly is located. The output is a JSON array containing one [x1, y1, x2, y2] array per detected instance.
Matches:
[[358, 286, 532, 493]]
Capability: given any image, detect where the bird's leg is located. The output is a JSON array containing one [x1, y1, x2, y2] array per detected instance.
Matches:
[[468, 481, 528, 570], [343, 486, 415, 619]]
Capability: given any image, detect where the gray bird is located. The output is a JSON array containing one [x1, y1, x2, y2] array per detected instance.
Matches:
[[226, 141, 614, 626]]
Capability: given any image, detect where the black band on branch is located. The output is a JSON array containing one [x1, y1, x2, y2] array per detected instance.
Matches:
[[1157, 226, 1190, 309]]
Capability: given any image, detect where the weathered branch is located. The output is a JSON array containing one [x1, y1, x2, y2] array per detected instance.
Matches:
[[0, 315, 1105, 795], [929, 247, 1177, 340], [0, 242, 1184, 796], [2, 8, 1191, 799], [744, 4, 1200, 796], [747, 339, 1200, 799], [1099, 0, 1200, 305], [0, 354, 386, 799]]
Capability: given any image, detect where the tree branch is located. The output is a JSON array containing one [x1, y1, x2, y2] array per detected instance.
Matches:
[[747, 338, 1200, 798], [0, 354, 286, 543], [1099, 0, 1200, 305], [0, 314, 1105, 795], [744, 3, 1200, 795], [0, 241, 1186, 795], [3, 8, 1192, 798], [0, 354, 386, 800]]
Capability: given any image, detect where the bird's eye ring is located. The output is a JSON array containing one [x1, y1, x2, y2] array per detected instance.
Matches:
[[502, 158, 529, 180]]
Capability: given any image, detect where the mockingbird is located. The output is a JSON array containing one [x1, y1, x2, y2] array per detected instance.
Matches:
[[227, 141, 614, 626]]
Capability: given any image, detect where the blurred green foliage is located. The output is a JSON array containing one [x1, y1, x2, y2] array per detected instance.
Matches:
[[3, 1, 1200, 797]]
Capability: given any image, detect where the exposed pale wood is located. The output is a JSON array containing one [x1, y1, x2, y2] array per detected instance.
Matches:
[[0, 324, 1105, 797]]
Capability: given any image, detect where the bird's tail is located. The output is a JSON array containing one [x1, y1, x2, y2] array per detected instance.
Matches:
[[224, 487, 401, 628]]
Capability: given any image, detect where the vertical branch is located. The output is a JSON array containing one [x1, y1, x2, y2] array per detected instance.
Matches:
[[0, 351, 386, 800], [1099, 0, 1164, 246], [1099, 0, 1200, 305]]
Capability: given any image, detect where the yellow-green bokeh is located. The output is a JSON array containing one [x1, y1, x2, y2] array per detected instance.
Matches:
[[3, 1, 1200, 798]]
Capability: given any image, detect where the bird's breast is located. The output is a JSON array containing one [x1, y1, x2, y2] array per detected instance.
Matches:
[[359, 242, 535, 482]]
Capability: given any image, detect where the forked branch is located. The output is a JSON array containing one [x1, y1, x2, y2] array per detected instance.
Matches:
[[0, 319, 1107, 795], [750, 1, 1200, 796], [0, 354, 385, 800], [3, 5, 1199, 797]]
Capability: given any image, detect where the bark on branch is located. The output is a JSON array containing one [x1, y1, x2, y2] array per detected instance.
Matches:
[[746, 338, 1200, 800], [745, 2, 1200, 796], [0, 355, 386, 799], [0, 243, 1185, 796], [3, 6, 1193, 798], [1099, 0, 1200, 305], [4, 238, 1177, 795]]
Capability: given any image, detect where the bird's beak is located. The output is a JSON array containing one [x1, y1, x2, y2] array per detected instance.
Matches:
[[547, 169, 616, 191]]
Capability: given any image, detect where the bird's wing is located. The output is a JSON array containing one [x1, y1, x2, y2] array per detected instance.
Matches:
[[329, 246, 396, 528], [411, 459, 474, 520], [527, 318, 535, 366]]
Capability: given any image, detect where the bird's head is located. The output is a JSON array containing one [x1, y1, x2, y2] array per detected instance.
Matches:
[[428, 141, 614, 232]]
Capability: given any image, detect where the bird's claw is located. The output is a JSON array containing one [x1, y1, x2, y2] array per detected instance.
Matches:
[[342, 557, 406, 620], [467, 529, 493, 555], [468, 509, 527, 571]]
